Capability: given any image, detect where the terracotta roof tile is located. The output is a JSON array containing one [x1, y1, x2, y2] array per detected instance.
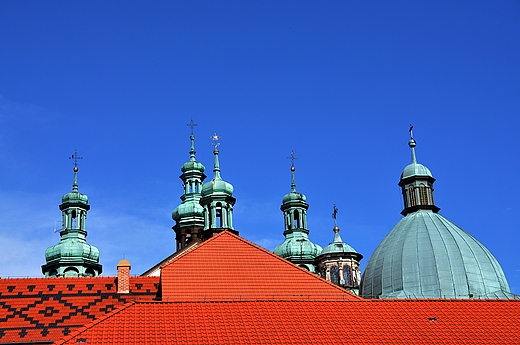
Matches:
[[0, 276, 159, 343], [160, 231, 359, 301], [54, 299, 520, 345]]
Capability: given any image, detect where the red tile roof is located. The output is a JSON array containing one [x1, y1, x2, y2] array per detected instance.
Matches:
[[54, 299, 520, 345], [160, 231, 359, 301], [0, 276, 159, 344]]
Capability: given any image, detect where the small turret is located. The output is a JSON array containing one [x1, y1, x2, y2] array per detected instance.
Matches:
[[274, 151, 322, 272], [42, 151, 102, 277], [172, 120, 207, 251], [199, 133, 238, 239]]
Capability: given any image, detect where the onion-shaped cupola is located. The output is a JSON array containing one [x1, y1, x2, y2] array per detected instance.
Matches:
[[316, 205, 363, 292], [172, 120, 207, 251], [200, 133, 238, 239], [42, 151, 102, 278], [360, 127, 514, 299], [274, 151, 322, 272]]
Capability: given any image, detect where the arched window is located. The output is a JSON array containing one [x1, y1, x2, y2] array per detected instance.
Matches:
[[64, 267, 79, 278], [293, 210, 300, 228], [331, 266, 339, 285], [216, 203, 223, 228], [343, 266, 352, 286], [419, 185, 428, 205], [408, 187, 416, 207]]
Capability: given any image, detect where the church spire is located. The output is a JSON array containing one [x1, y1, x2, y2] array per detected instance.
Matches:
[[200, 132, 238, 239], [42, 151, 102, 277], [273, 151, 322, 272], [172, 120, 207, 251], [399, 125, 440, 216]]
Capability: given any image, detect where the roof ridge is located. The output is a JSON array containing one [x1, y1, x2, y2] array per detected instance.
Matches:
[[52, 301, 136, 345], [161, 230, 361, 299]]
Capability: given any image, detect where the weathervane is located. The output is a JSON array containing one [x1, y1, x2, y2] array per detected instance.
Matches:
[[409, 123, 414, 140], [187, 119, 197, 136], [287, 150, 298, 171], [69, 149, 82, 171], [211, 132, 221, 149], [332, 204, 338, 226]]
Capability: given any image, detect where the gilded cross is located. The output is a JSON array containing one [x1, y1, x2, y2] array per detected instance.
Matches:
[[211, 132, 221, 149]]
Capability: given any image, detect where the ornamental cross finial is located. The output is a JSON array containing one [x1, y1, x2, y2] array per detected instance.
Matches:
[[69, 149, 83, 169], [287, 150, 298, 168], [187, 119, 198, 135], [409, 123, 414, 140], [211, 132, 221, 149], [332, 204, 338, 226]]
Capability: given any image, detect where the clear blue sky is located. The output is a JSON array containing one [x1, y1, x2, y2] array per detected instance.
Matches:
[[0, 1, 519, 294]]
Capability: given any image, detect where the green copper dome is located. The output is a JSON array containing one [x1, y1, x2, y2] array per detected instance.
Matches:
[[360, 131, 514, 299], [320, 226, 358, 255], [42, 162, 102, 278], [201, 148, 234, 197], [181, 135, 206, 174], [62, 168, 89, 205], [400, 139, 432, 180], [45, 234, 100, 262], [172, 201, 204, 221], [273, 235, 322, 260], [360, 210, 513, 299]]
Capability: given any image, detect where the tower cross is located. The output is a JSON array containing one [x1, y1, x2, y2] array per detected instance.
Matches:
[[409, 123, 414, 140], [211, 132, 221, 149], [187, 119, 198, 135], [287, 150, 298, 168], [69, 149, 83, 169], [332, 204, 338, 226]]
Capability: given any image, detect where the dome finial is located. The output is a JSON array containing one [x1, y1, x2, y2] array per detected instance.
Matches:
[[187, 119, 198, 161], [332, 204, 338, 227], [69, 149, 82, 192], [409, 123, 417, 164], [210, 132, 222, 179], [287, 150, 298, 192]]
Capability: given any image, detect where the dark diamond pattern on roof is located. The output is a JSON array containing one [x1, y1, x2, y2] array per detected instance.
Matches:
[[54, 299, 520, 345], [0, 276, 159, 343]]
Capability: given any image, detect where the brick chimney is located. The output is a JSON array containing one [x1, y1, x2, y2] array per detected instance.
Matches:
[[117, 259, 131, 294]]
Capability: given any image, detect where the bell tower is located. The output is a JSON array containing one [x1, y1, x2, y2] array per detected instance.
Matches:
[[42, 151, 102, 277]]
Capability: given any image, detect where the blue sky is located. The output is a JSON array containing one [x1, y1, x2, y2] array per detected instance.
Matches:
[[0, 1, 519, 294]]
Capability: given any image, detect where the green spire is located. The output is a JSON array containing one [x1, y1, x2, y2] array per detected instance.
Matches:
[[200, 132, 237, 235], [274, 151, 322, 272], [42, 152, 102, 277], [172, 121, 207, 251]]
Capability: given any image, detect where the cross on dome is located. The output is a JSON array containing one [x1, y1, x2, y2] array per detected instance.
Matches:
[[187, 119, 197, 136]]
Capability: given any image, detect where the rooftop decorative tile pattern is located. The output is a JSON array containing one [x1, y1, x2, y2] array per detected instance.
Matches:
[[0, 276, 159, 343]]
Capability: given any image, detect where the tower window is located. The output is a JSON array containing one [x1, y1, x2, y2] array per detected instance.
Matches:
[[419, 185, 428, 205], [408, 188, 416, 207], [216, 203, 223, 228], [343, 266, 352, 286], [293, 210, 300, 228], [331, 267, 339, 285]]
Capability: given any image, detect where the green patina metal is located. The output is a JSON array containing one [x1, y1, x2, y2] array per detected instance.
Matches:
[[172, 134, 206, 228], [274, 153, 322, 272], [42, 164, 102, 277], [360, 134, 514, 299], [172, 132, 207, 250], [320, 226, 359, 256], [200, 133, 236, 232]]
